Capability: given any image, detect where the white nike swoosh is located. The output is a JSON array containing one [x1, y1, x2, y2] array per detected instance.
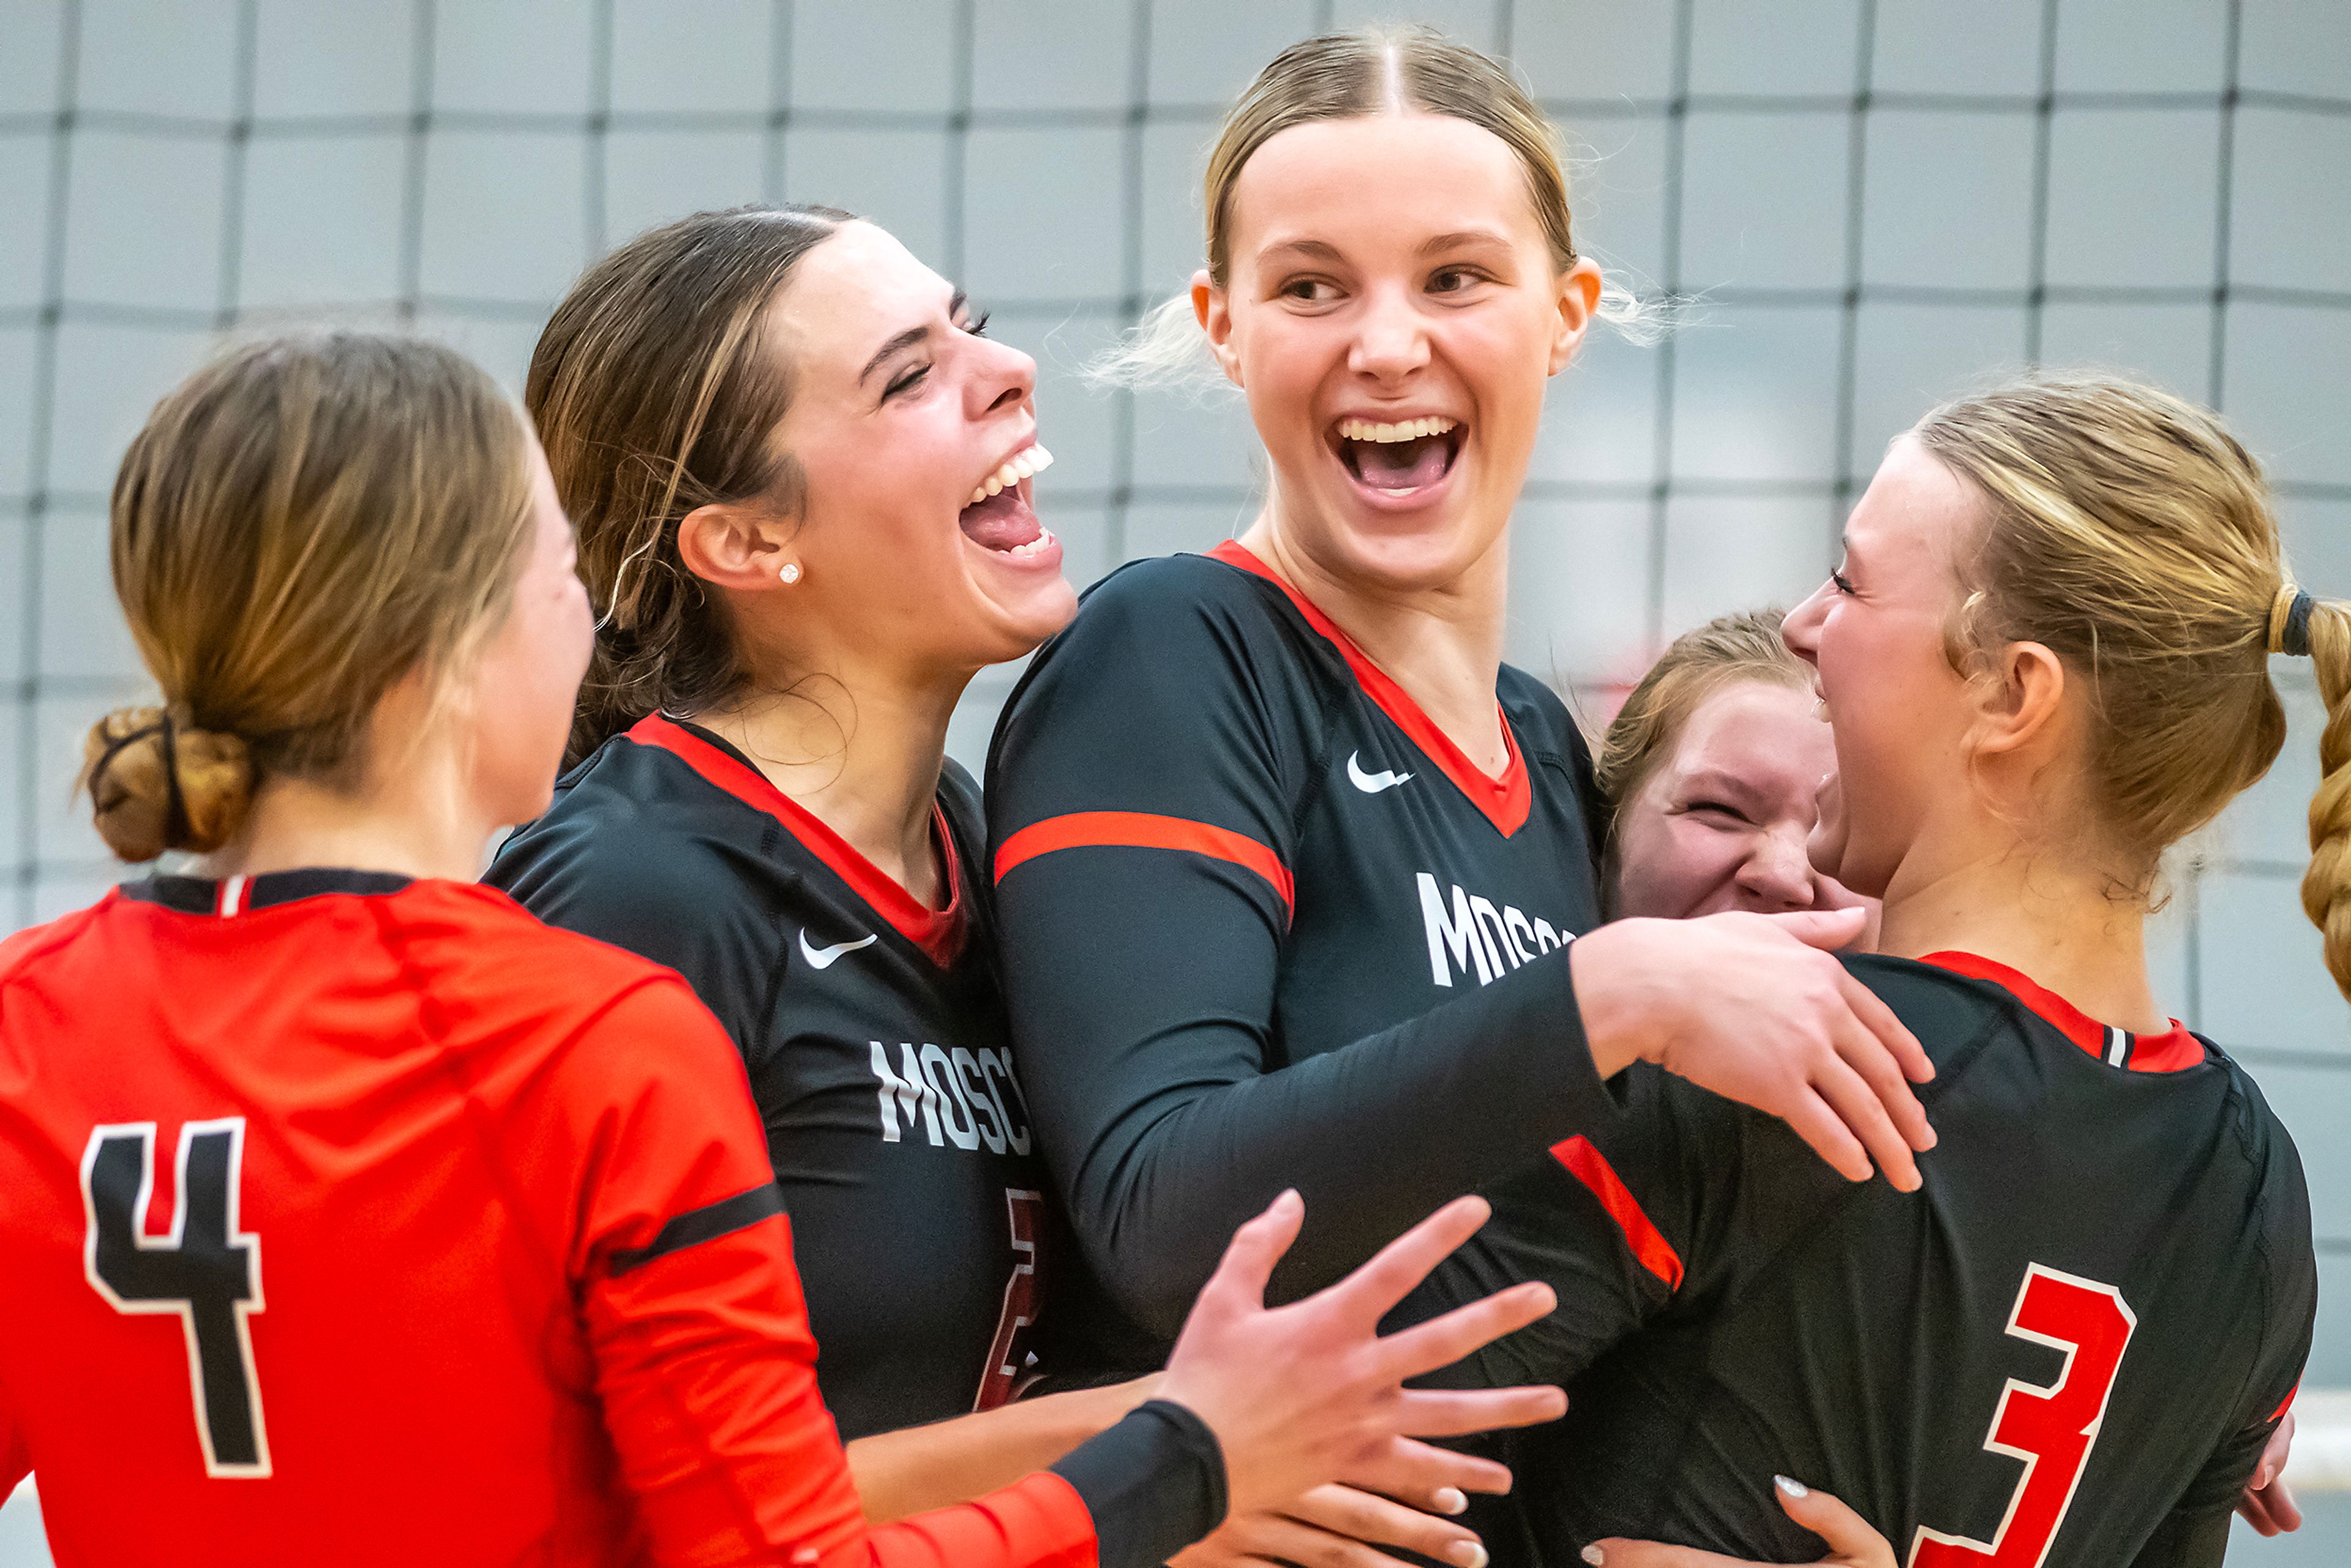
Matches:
[[799, 929, 879, 969], [1346, 750, 1414, 793]]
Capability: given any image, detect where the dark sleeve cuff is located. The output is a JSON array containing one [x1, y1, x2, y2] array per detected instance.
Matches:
[[1048, 1398, 1228, 1568], [1556, 942, 1635, 1124]]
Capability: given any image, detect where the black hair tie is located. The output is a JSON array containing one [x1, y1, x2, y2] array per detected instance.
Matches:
[[2272, 587, 2317, 659], [90, 713, 193, 847]]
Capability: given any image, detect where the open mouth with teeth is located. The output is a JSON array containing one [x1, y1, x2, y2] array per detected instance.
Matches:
[[958, 443, 1058, 561], [1333, 416, 1463, 498]]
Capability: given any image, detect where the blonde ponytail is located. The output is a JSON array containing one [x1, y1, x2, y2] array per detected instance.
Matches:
[[2293, 595, 2351, 999]]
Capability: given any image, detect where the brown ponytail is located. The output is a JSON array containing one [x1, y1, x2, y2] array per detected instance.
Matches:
[[88, 332, 534, 861]]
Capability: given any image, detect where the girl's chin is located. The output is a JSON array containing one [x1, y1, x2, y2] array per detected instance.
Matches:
[[1305, 498, 1496, 584], [972, 572, 1079, 659]]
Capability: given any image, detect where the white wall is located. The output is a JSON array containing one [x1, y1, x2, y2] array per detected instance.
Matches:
[[3, 1, 2348, 1561]]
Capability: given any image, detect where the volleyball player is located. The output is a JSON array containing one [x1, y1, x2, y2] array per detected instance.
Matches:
[[1594, 609, 1870, 927], [985, 28, 1934, 1391], [1433, 377, 2320, 1567], [0, 331, 1567, 1566], [1591, 607, 2301, 1555], [485, 206, 1531, 1568]]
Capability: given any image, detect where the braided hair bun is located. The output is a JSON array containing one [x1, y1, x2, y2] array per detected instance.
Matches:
[[81, 707, 253, 863]]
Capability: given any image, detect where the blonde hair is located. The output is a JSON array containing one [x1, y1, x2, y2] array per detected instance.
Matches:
[[1914, 372, 2351, 999], [1094, 24, 1655, 389], [1595, 609, 1810, 820], [528, 204, 852, 764], [85, 333, 536, 861]]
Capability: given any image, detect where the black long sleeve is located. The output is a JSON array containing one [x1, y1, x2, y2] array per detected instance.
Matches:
[[987, 553, 1621, 1346]]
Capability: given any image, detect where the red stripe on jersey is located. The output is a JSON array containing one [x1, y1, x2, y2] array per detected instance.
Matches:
[[1550, 1135, 1683, 1291], [1206, 539, 1531, 837], [626, 715, 967, 967], [2271, 1381, 2300, 1424], [1919, 951, 2204, 1074], [994, 811, 1295, 912]]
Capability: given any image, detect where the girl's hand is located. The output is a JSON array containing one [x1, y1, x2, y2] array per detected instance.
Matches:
[[2236, 1411, 2303, 1536], [1572, 912, 1936, 1190], [1172, 1481, 1491, 1568], [1583, 1475, 1894, 1567], [1172, 1435, 1520, 1568], [1157, 1191, 1568, 1520]]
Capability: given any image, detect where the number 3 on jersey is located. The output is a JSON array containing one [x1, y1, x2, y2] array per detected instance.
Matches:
[[80, 1119, 271, 1478], [1911, 1263, 2136, 1568]]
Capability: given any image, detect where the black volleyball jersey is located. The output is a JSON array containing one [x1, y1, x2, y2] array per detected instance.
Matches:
[[488, 716, 1051, 1439], [988, 541, 1619, 1376], [1431, 952, 2315, 1568]]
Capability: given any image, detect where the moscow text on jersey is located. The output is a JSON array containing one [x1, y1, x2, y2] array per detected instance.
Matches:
[[490, 716, 1052, 1436]]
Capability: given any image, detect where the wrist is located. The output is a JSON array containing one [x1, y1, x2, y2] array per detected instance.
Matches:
[[1569, 920, 1673, 1078]]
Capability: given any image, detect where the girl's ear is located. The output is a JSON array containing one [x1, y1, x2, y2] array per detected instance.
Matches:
[[1548, 258, 1605, 377], [1967, 640, 2068, 761], [677, 501, 793, 593], [1194, 269, 1243, 389]]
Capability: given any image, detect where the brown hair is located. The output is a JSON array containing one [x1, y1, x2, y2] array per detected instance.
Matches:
[[1914, 372, 2351, 997], [1096, 24, 1652, 386], [85, 332, 535, 862], [527, 203, 852, 763], [1595, 609, 1811, 820]]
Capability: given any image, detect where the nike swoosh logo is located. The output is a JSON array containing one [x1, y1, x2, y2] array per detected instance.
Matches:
[[799, 929, 879, 969], [1346, 750, 1414, 793]]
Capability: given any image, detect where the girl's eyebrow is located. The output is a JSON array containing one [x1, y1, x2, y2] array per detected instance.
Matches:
[[1415, 229, 1512, 257], [858, 288, 969, 386], [1258, 238, 1345, 266]]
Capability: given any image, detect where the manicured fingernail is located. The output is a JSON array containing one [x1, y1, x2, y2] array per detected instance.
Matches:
[[1449, 1544, 1487, 1568], [1434, 1487, 1468, 1515], [1775, 1474, 1809, 1498], [1581, 1547, 1605, 1567]]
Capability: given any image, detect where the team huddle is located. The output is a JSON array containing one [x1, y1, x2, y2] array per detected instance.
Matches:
[[0, 25, 2336, 1568]]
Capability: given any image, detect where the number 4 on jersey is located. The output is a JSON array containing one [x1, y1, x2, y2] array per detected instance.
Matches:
[[1911, 1263, 2136, 1568], [80, 1119, 271, 1478]]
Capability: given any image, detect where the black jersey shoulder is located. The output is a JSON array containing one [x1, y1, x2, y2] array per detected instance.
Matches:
[[989, 550, 1351, 842], [1047, 549, 1348, 700], [487, 730, 787, 1038], [1836, 953, 2030, 1081]]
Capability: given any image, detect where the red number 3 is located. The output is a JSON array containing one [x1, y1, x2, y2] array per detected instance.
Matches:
[[1911, 1263, 2137, 1568], [974, 1188, 1045, 1411]]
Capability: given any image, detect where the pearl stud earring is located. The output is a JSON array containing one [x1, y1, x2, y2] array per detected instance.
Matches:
[[779, 562, 801, 585]]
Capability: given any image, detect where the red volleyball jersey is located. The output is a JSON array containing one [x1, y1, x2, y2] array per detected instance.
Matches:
[[0, 870, 1215, 1567]]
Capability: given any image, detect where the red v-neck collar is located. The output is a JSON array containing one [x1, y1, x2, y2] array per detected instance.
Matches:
[[1207, 539, 1531, 836], [626, 715, 967, 967], [1919, 951, 2203, 1074]]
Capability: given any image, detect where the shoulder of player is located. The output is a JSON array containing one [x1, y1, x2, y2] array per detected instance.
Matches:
[[0, 896, 113, 982], [391, 880, 741, 1078], [2203, 1048, 2314, 1199], [1049, 550, 1331, 683], [0, 896, 122, 1040], [396, 879, 695, 997], [492, 737, 766, 924], [1498, 666, 1595, 765], [1834, 953, 2019, 1085]]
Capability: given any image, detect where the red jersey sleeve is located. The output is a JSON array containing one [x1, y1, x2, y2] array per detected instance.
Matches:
[[560, 977, 1218, 1568], [0, 1381, 28, 1504]]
